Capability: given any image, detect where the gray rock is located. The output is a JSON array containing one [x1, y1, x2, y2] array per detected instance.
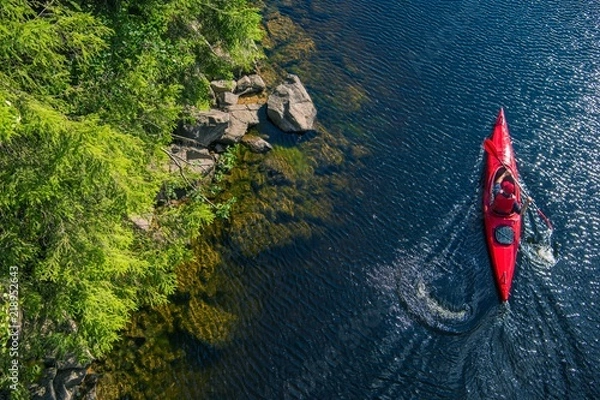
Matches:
[[31, 360, 89, 400], [186, 150, 216, 177], [241, 135, 273, 153], [235, 74, 266, 95], [219, 104, 261, 144], [130, 215, 152, 231], [55, 356, 80, 370], [217, 91, 239, 107], [54, 369, 86, 400], [267, 74, 316, 132], [210, 79, 236, 94], [227, 104, 261, 126], [214, 143, 228, 153], [31, 367, 57, 400], [168, 145, 216, 177], [219, 118, 248, 145], [80, 374, 98, 400], [178, 108, 229, 147], [184, 147, 210, 160]]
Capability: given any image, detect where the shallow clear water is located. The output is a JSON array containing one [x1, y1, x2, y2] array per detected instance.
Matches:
[[176, 1, 600, 398]]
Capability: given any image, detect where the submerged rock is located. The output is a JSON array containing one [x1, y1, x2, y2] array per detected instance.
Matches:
[[267, 74, 316, 132], [241, 135, 273, 153]]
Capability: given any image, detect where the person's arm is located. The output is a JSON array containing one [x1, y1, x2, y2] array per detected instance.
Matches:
[[492, 183, 501, 198], [493, 171, 507, 198], [494, 169, 510, 186], [520, 197, 532, 214], [495, 170, 510, 185], [513, 201, 522, 214]]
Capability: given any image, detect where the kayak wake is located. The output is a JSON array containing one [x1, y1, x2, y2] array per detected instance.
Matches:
[[521, 204, 557, 268], [389, 190, 487, 335]]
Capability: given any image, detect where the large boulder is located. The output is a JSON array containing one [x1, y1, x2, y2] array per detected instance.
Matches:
[[177, 108, 229, 147], [267, 74, 316, 132]]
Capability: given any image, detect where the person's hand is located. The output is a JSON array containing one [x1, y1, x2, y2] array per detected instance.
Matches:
[[496, 170, 509, 183]]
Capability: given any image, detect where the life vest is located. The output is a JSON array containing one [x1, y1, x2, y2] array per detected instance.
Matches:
[[493, 192, 516, 215]]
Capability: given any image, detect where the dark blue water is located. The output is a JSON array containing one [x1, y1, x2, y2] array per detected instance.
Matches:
[[179, 1, 600, 399]]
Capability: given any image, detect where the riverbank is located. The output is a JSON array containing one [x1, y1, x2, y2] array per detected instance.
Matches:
[[0, 1, 266, 398], [0, 1, 372, 397], [91, 6, 371, 399]]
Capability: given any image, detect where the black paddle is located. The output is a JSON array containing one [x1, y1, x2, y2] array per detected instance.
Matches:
[[483, 138, 553, 230]]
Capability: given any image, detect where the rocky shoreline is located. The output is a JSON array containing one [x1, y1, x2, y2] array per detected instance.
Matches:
[[29, 71, 317, 400], [166, 73, 317, 182]]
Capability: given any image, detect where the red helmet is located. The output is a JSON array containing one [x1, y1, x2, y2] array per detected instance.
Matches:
[[501, 181, 515, 195]]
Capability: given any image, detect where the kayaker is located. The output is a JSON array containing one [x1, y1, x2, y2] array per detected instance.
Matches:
[[492, 170, 531, 215]]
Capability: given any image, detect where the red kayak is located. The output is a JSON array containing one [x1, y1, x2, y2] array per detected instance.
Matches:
[[482, 108, 522, 302]]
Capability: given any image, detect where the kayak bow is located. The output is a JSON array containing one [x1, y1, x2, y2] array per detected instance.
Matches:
[[482, 108, 522, 302]]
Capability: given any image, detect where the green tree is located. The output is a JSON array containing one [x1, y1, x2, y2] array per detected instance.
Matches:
[[0, 0, 262, 392]]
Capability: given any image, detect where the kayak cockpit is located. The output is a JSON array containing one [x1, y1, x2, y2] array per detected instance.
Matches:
[[489, 167, 520, 216]]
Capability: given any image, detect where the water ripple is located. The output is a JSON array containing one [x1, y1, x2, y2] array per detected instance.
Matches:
[[181, 1, 600, 398]]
